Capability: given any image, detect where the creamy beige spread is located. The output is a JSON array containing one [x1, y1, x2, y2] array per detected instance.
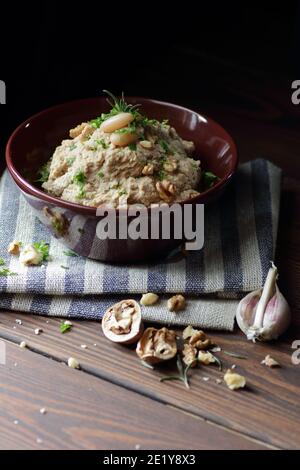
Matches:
[[41, 93, 201, 208]]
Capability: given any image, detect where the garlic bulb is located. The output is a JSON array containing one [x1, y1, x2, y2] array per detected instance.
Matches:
[[236, 263, 291, 342]]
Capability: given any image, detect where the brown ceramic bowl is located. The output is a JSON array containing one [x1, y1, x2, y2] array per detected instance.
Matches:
[[6, 97, 238, 263]]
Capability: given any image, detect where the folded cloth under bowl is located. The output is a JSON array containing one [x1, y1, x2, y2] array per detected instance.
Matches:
[[0, 159, 281, 331]]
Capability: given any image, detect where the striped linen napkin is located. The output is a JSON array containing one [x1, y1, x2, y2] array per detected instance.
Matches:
[[0, 159, 281, 330]]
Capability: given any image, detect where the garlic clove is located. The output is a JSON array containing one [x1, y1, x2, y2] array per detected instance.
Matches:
[[236, 263, 291, 342]]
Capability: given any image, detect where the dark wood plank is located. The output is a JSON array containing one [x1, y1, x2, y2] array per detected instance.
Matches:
[[0, 311, 298, 449], [0, 340, 268, 450]]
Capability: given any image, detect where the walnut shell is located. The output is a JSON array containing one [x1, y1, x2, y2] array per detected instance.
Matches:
[[102, 299, 143, 345], [136, 327, 177, 364]]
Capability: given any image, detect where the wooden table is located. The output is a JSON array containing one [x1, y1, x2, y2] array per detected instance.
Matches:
[[1, 60, 300, 450]]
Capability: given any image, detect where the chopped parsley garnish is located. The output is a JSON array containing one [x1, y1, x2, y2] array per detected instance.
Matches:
[[95, 139, 109, 149], [0, 267, 17, 276], [157, 170, 165, 181], [66, 157, 76, 166], [115, 123, 138, 134], [33, 241, 50, 262], [0, 257, 18, 275], [191, 161, 199, 170], [128, 143, 137, 151], [159, 139, 170, 154], [78, 228, 85, 234], [118, 189, 127, 197], [63, 249, 78, 257], [140, 117, 160, 127], [98, 171, 104, 178], [36, 163, 50, 183], [60, 322, 72, 334], [160, 154, 167, 164], [202, 170, 219, 189], [73, 171, 87, 198], [69, 143, 77, 151], [111, 182, 121, 190]]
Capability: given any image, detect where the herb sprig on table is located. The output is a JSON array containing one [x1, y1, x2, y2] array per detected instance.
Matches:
[[33, 241, 50, 262], [60, 321, 73, 334], [63, 249, 79, 257], [160, 355, 193, 389]]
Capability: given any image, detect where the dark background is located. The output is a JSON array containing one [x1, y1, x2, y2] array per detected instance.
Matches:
[[1, 1, 300, 162]]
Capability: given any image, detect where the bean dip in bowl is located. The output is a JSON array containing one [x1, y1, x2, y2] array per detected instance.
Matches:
[[6, 93, 238, 263]]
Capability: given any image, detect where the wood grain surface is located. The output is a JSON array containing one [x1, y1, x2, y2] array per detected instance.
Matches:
[[0, 340, 269, 450], [0, 312, 299, 449]]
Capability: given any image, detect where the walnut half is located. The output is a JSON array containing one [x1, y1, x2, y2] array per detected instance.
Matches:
[[189, 330, 212, 350], [102, 299, 143, 345], [136, 327, 177, 365], [156, 180, 176, 203], [167, 294, 186, 312]]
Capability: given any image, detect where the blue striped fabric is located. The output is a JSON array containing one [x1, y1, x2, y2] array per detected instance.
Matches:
[[0, 160, 281, 322]]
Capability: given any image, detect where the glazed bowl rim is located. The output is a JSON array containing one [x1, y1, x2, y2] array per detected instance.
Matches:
[[5, 96, 238, 215]]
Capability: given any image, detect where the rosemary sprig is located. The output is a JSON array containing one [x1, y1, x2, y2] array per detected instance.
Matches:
[[209, 352, 223, 371], [160, 355, 193, 389], [63, 249, 78, 257], [223, 350, 248, 360], [140, 360, 154, 370]]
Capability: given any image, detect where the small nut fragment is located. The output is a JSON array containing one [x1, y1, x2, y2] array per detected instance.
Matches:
[[156, 180, 176, 203], [69, 122, 86, 138], [8, 241, 22, 255], [102, 299, 143, 344], [80, 124, 94, 141], [167, 294, 185, 312], [19, 341, 27, 349], [140, 293, 159, 306], [182, 325, 198, 340], [163, 158, 177, 173], [68, 357, 80, 369], [19, 245, 43, 266], [198, 351, 216, 365], [34, 328, 43, 335], [224, 369, 246, 390], [136, 327, 177, 365], [139, 140, 153, 149], [142, 164, 154, 176], [189, 330, 212, 350], [261, 355, 280, 368], [182, 344, 197, 367]]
